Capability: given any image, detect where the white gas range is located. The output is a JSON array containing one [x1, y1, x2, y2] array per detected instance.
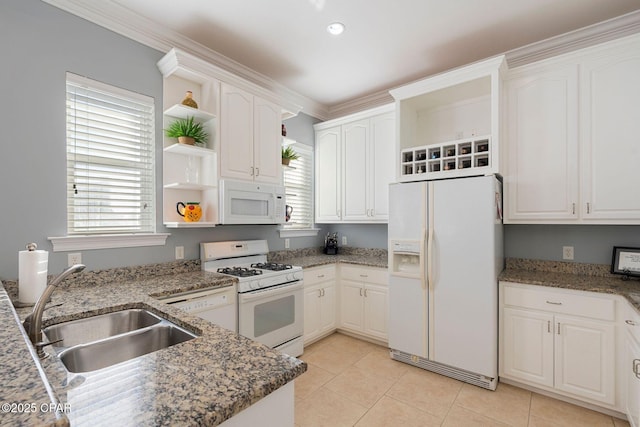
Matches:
[[200, 240, 304, 357]]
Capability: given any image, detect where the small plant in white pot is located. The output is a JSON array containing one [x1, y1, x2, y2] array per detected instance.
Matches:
[[165, 116, 208, 146]]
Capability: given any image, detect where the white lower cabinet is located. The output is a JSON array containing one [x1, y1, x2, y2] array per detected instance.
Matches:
[[303, 265, 336, 345], [339, 265, 388, 341], [624, 303, 640, 427], [500, 282, 616, 407]]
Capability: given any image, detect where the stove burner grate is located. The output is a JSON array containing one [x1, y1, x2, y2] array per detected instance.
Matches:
[[217, 267, 264, 277], [250, 262, 293, 271]]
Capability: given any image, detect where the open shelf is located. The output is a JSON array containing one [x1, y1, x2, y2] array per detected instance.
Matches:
[[163, 143, 215, 157], [163, 182, 217, 190], [164, 221, 217, 228], [164, 104, 216, 121]]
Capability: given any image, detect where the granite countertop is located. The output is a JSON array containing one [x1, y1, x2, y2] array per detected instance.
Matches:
[[0, 262, 306, 427], [499, 258, 640, 314], [268, 247, 388, 269]]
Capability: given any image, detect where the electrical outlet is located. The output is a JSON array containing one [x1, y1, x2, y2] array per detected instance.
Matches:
[[175, 246, 184, 260], [284, 238, 290, 249], [342, 235, 347, 246], [562, 246, 574, 260], [68, 252, 82, 267]]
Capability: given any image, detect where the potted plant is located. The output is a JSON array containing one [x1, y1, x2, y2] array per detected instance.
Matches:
[[281, 146, 299, 166], [165, 116, 208, 146]]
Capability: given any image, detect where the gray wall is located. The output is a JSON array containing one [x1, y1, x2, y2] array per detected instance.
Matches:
[[505, 224, 640, 265], [0, 0, 323, 281], [1, 0, 637, 281]]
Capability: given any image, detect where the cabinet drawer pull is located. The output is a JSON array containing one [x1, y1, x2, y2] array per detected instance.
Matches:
[[250, 166, 255, 176], [364, 289, 368, 297], [255, 167, 260, 176], [572, 203, 576, 215], [586, 202, 591, 214], [546, 300, 562, 305], [360, 274, 368, 278], [634, 359, 640, 378], [321, 288, 325, 297], [317, 274, 325, 278], [317, 289, 322, 298], [359, 288, 363, 297], [626, 320, 637, 326]]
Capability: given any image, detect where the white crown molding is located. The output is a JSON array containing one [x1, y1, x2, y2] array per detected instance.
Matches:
[[505, 10, 640, 68], [326, 90, 394, 120], [41, 0, 328, 119], [42, 1, 640, 121]]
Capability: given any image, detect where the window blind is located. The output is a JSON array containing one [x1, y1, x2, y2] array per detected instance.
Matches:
[[283, 143, 314, 229], [66, 73, 155, 235]]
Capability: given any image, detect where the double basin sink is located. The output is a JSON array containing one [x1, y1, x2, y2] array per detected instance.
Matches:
[[43, 309, 197, 373]]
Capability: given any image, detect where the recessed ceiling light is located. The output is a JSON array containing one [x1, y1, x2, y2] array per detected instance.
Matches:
[[327, 22, 345, 36]]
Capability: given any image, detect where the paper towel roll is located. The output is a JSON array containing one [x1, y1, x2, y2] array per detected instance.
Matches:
[[19, 244, 49, 304]]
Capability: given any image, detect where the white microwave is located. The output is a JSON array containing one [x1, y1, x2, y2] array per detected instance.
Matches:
[[219, 180, 286, 225]]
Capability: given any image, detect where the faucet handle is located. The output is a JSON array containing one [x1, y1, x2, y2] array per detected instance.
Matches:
[[34, 338, 64, 359]]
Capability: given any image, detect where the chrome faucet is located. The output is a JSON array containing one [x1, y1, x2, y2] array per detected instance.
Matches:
[[23, 264, 86, 358]]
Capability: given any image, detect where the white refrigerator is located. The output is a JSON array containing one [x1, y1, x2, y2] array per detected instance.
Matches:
[[388, 175, 503, 390]]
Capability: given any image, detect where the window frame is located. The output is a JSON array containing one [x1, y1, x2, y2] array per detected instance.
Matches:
[[49, 73, 168, 251], [279, 141, 320, 238]]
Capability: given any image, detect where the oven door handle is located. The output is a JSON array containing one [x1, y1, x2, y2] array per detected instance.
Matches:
[[239, 281, 304, 302]]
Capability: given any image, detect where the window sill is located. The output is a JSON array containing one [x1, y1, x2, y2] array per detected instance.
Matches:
[[278, 228, 321, 238], [48, 233, 170, 252]]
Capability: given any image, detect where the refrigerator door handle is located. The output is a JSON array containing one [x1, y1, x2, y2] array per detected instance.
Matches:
[[427, 181, 435, 290]]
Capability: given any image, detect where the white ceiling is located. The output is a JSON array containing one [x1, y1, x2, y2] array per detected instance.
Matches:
[[58, 0, 640, 114]]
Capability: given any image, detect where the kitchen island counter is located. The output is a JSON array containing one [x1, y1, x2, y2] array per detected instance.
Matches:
[[1, 262, 306, 427]]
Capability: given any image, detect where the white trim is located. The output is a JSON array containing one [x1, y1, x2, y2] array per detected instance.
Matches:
[[314, 103, 395, 130], [48, 233, 170, 252], [278, 228, 321, 238], [42, 0, 327, 119], [42, 1, 640, 121], [506, 10, 640, 68]]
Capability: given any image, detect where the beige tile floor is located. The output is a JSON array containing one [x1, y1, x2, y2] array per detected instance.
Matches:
[[295, 332, 630, 427]]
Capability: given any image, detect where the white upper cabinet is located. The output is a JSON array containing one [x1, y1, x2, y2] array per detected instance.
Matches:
[[580, 39, 640, 221], [342, 119, 369, 221], [369, 113, 395, 219], [220, 83, 282, 184], [315, 127, 342, 222], [505, 63, 579, 222], [505, 34, 640, 224], [314, 105, 395, 223]]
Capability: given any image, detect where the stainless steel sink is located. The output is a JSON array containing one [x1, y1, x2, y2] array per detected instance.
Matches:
[[59, 324, 196, 373], [44, 309, 162, 348], [42, 309, 197, 373]]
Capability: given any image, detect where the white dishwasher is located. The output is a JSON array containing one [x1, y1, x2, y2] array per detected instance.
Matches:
[[160, 285, 237, 332]]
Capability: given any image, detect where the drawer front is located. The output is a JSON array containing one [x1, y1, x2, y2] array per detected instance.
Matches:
[[304, 265, 336, 286], [502, 283, 615, 321], [341, 265, 388, 285]]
